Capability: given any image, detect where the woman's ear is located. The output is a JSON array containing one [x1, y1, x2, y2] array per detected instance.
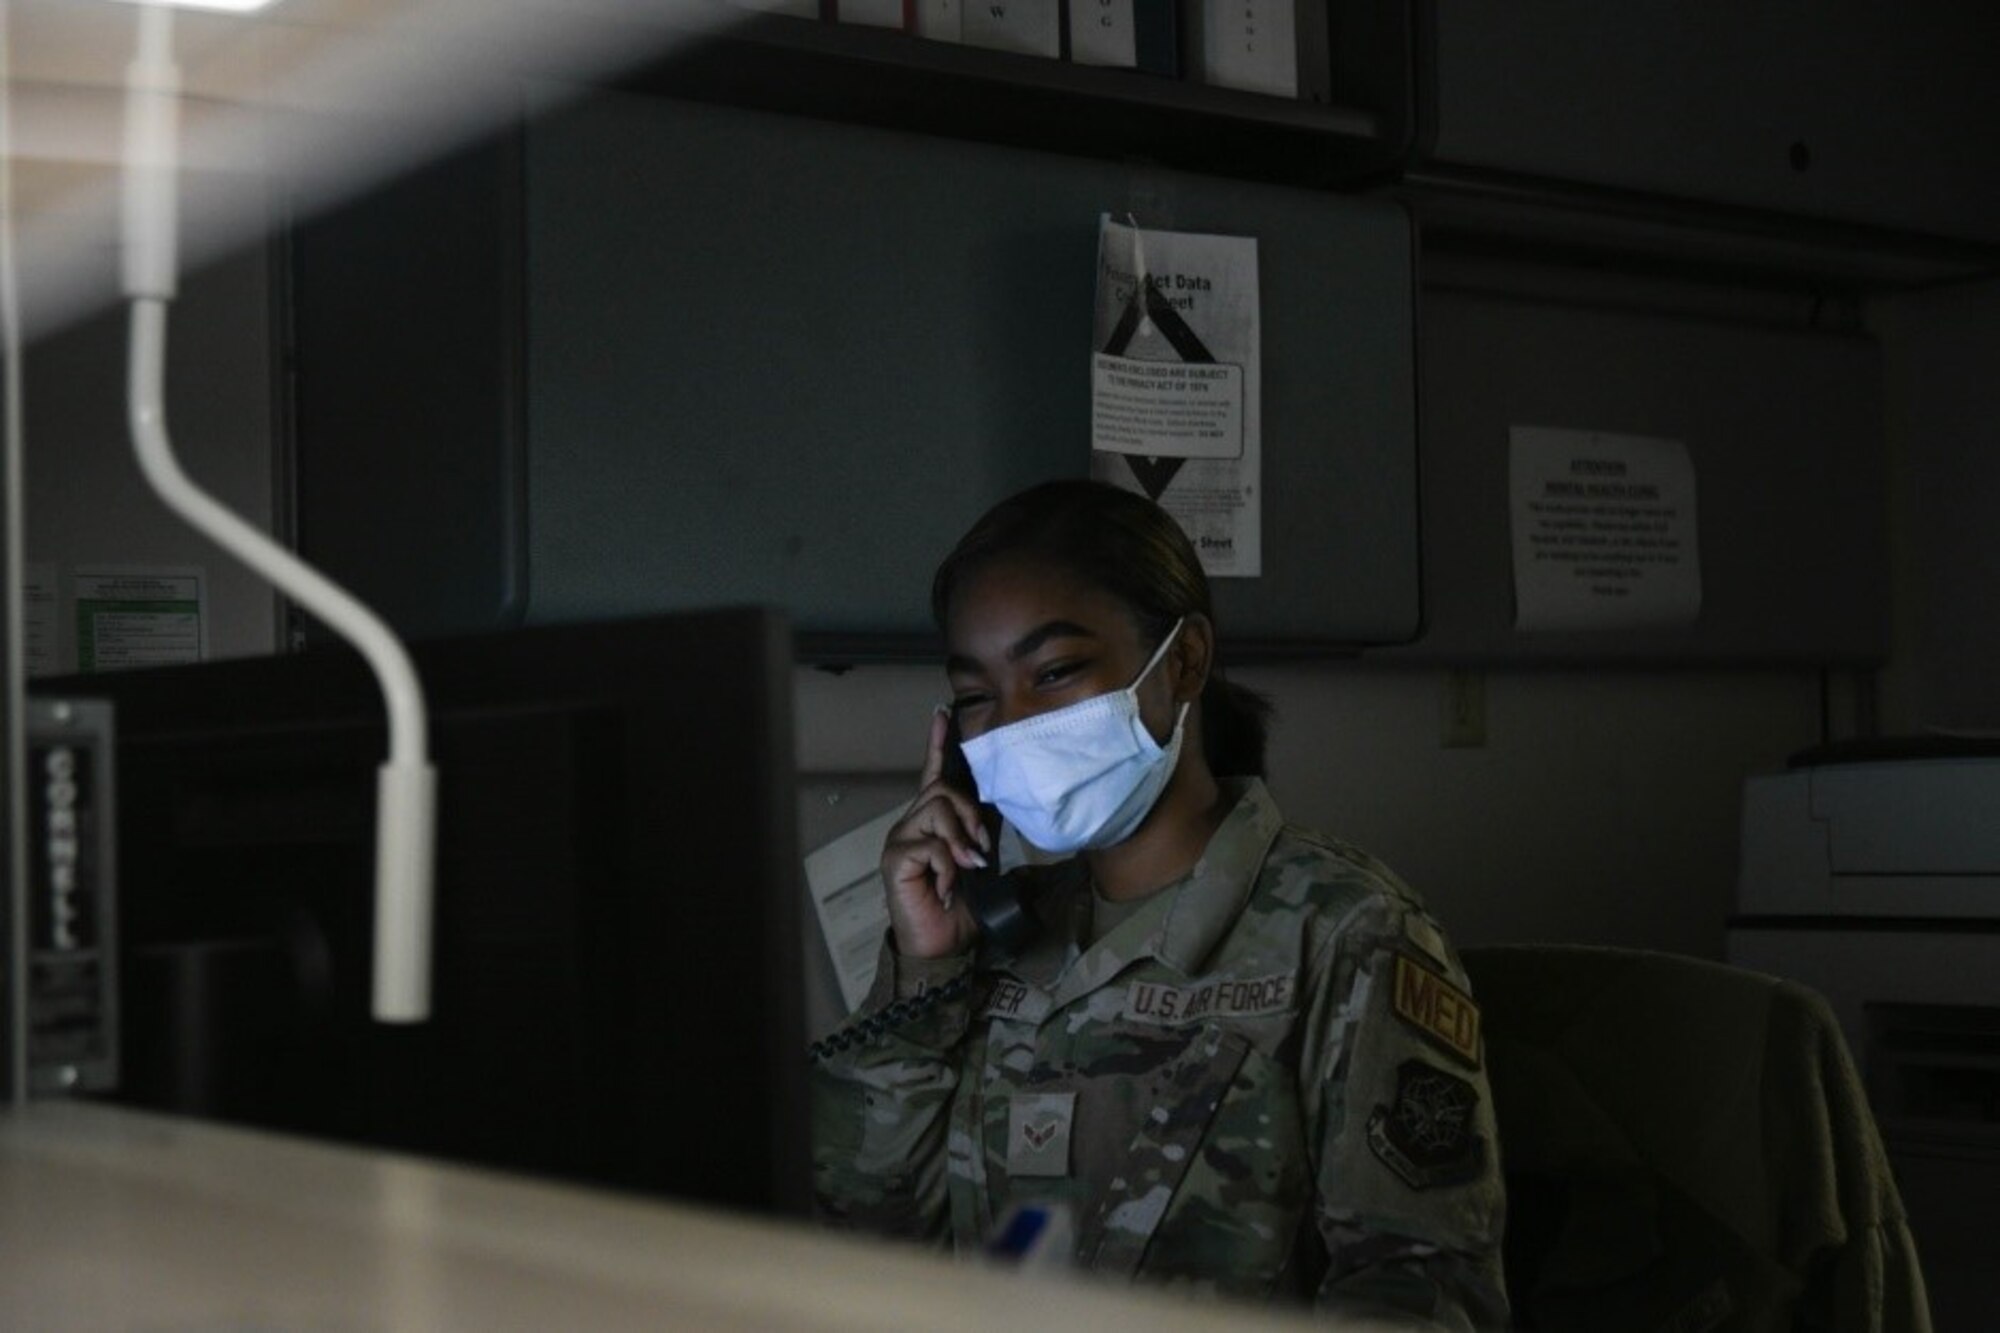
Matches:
[[1172, 614, 1215, 703]]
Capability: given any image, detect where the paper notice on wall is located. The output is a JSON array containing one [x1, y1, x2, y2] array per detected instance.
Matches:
[[1091, 215, 1261, 578], [23, 563, 59, 678], [1509, 427, 1701, 631], [804, 805, 901, 1014], [74, 566, 208, 672]]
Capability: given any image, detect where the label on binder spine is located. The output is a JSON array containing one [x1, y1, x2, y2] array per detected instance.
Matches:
[[1070, 0, 1137, 66], [1194, 0, 1296, 97], [963, 0, 1060, 56]]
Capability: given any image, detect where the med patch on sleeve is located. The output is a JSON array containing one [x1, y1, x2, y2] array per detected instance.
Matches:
[[1389, 953, 1482, 1069]]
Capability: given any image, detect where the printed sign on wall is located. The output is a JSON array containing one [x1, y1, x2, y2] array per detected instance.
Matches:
[[1509, 426, 1701, 632], [1091, 216, 1262, 578]]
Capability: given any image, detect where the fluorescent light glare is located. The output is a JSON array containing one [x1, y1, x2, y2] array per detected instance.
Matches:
[[103, 0, 281, 12]]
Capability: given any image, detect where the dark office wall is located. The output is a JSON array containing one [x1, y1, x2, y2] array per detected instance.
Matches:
[[1874, 277, 2000, 733]]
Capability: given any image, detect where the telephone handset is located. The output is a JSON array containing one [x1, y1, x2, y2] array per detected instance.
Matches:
[[943, 714, 1041, 954]]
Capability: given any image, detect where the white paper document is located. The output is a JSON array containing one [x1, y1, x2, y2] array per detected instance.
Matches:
[[1092, 357, 1244, 460], [73, 566, 208, 672], [804, 805, 902, 1014], [1091, 216, 1262, 578], [1509, 426, 1702, 631]]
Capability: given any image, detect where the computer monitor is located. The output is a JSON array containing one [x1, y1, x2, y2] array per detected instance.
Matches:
[[30, 608, 810, 1217]]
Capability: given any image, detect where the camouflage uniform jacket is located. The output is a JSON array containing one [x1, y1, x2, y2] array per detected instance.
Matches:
[[810, 779, 1509, 1330]]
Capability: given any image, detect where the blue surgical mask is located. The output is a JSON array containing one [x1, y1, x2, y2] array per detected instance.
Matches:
[[959, 619, 1188, 855]]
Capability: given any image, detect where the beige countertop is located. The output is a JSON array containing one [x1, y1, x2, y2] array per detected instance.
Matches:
[[0, 1101, 1360, 1331]]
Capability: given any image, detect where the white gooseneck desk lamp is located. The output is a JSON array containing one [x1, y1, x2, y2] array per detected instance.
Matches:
[[112, 0, 438, 1025], [2, 0, 771, 1093]]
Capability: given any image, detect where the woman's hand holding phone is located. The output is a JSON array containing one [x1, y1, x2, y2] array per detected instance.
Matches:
[[880, 708, 989, 960]]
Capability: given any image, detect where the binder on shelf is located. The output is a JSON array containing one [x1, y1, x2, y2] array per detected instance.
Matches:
[[1069, 0, 1177, 74], [912, 0, 964, 41], [962, 0, 1061, 57], [1295, 0, 1330, 102], [1183, 0, 1329, 100], [726, 0, 823, 16], [831, 0, 911, 28]]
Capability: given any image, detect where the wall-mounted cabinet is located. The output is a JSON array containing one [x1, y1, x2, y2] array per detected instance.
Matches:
[[1416, 0, 2000, 267]]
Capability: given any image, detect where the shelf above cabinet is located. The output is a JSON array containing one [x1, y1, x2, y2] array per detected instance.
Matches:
[[611, 9, 1408, 188], [1401, 162, 2000, 293]]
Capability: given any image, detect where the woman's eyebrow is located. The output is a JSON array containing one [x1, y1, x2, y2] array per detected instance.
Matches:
[[1007, 620, 1098, 661], [944, 620, 1099, 677]]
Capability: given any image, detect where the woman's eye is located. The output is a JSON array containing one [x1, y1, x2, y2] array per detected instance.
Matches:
[[1034, 661, 1086, 688], [951, 693, 993, 714]]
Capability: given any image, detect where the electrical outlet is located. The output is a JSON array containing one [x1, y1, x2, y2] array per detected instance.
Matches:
[[1442, 670, 1486, 749]]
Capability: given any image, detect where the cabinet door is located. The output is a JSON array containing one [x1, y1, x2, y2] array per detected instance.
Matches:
[[1425, 0, 2000, 243], [524, 93, 1420, 653], [1383, 289, 1888, 665], [291, 136, 527, 644]]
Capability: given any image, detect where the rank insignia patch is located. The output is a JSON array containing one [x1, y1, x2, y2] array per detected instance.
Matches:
[[1007, 1091, 1076, 1178], [1367, 1059, 1486, 1190], [1390, 954, 1482, 1068]]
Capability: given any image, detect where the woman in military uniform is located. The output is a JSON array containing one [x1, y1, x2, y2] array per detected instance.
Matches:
[[810, 480, 1508, 1330]]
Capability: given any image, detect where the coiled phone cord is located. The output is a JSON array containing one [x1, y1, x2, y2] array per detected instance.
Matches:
[[807, 971, 972, 1064]]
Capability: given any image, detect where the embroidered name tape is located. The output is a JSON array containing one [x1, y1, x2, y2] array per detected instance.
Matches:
[[1391, 954, 1482, 1068], [980, 978, 1051, 1024], [1123, 972, 1295, 1026]]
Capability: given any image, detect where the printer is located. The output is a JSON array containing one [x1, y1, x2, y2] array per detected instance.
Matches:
[[1728, 740, 2000, 1332], [1730, 741, 2000, 1039], [1736, 741, 2000, 920]]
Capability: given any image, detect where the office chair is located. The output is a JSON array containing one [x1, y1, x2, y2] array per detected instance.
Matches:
[[1459, 945, 1930, 1333]]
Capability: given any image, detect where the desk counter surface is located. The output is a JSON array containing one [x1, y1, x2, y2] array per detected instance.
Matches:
[[0, 1101, 1358, 1331]]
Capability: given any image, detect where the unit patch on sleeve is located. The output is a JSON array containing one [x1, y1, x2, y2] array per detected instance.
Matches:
[[1390, 953, 1482, 1068], [1366, 1059, 1486, 1191]]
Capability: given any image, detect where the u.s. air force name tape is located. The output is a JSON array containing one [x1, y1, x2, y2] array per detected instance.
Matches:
[[980, 972, 1298, 1027], [1390, 954, 1482, 1069], [1123, 973, 1295, 1026]]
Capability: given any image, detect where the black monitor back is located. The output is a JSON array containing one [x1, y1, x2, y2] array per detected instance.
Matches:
[[33, 608, 808, 1217]]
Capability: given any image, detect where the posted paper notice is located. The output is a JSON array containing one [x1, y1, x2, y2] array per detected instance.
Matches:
[[1091, 357, 1243, 460], [1510, 427, 1701, 631], [1091, 216, 1262, 578], [23, 563, 58, 678], [74, 566, 208, 672]]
